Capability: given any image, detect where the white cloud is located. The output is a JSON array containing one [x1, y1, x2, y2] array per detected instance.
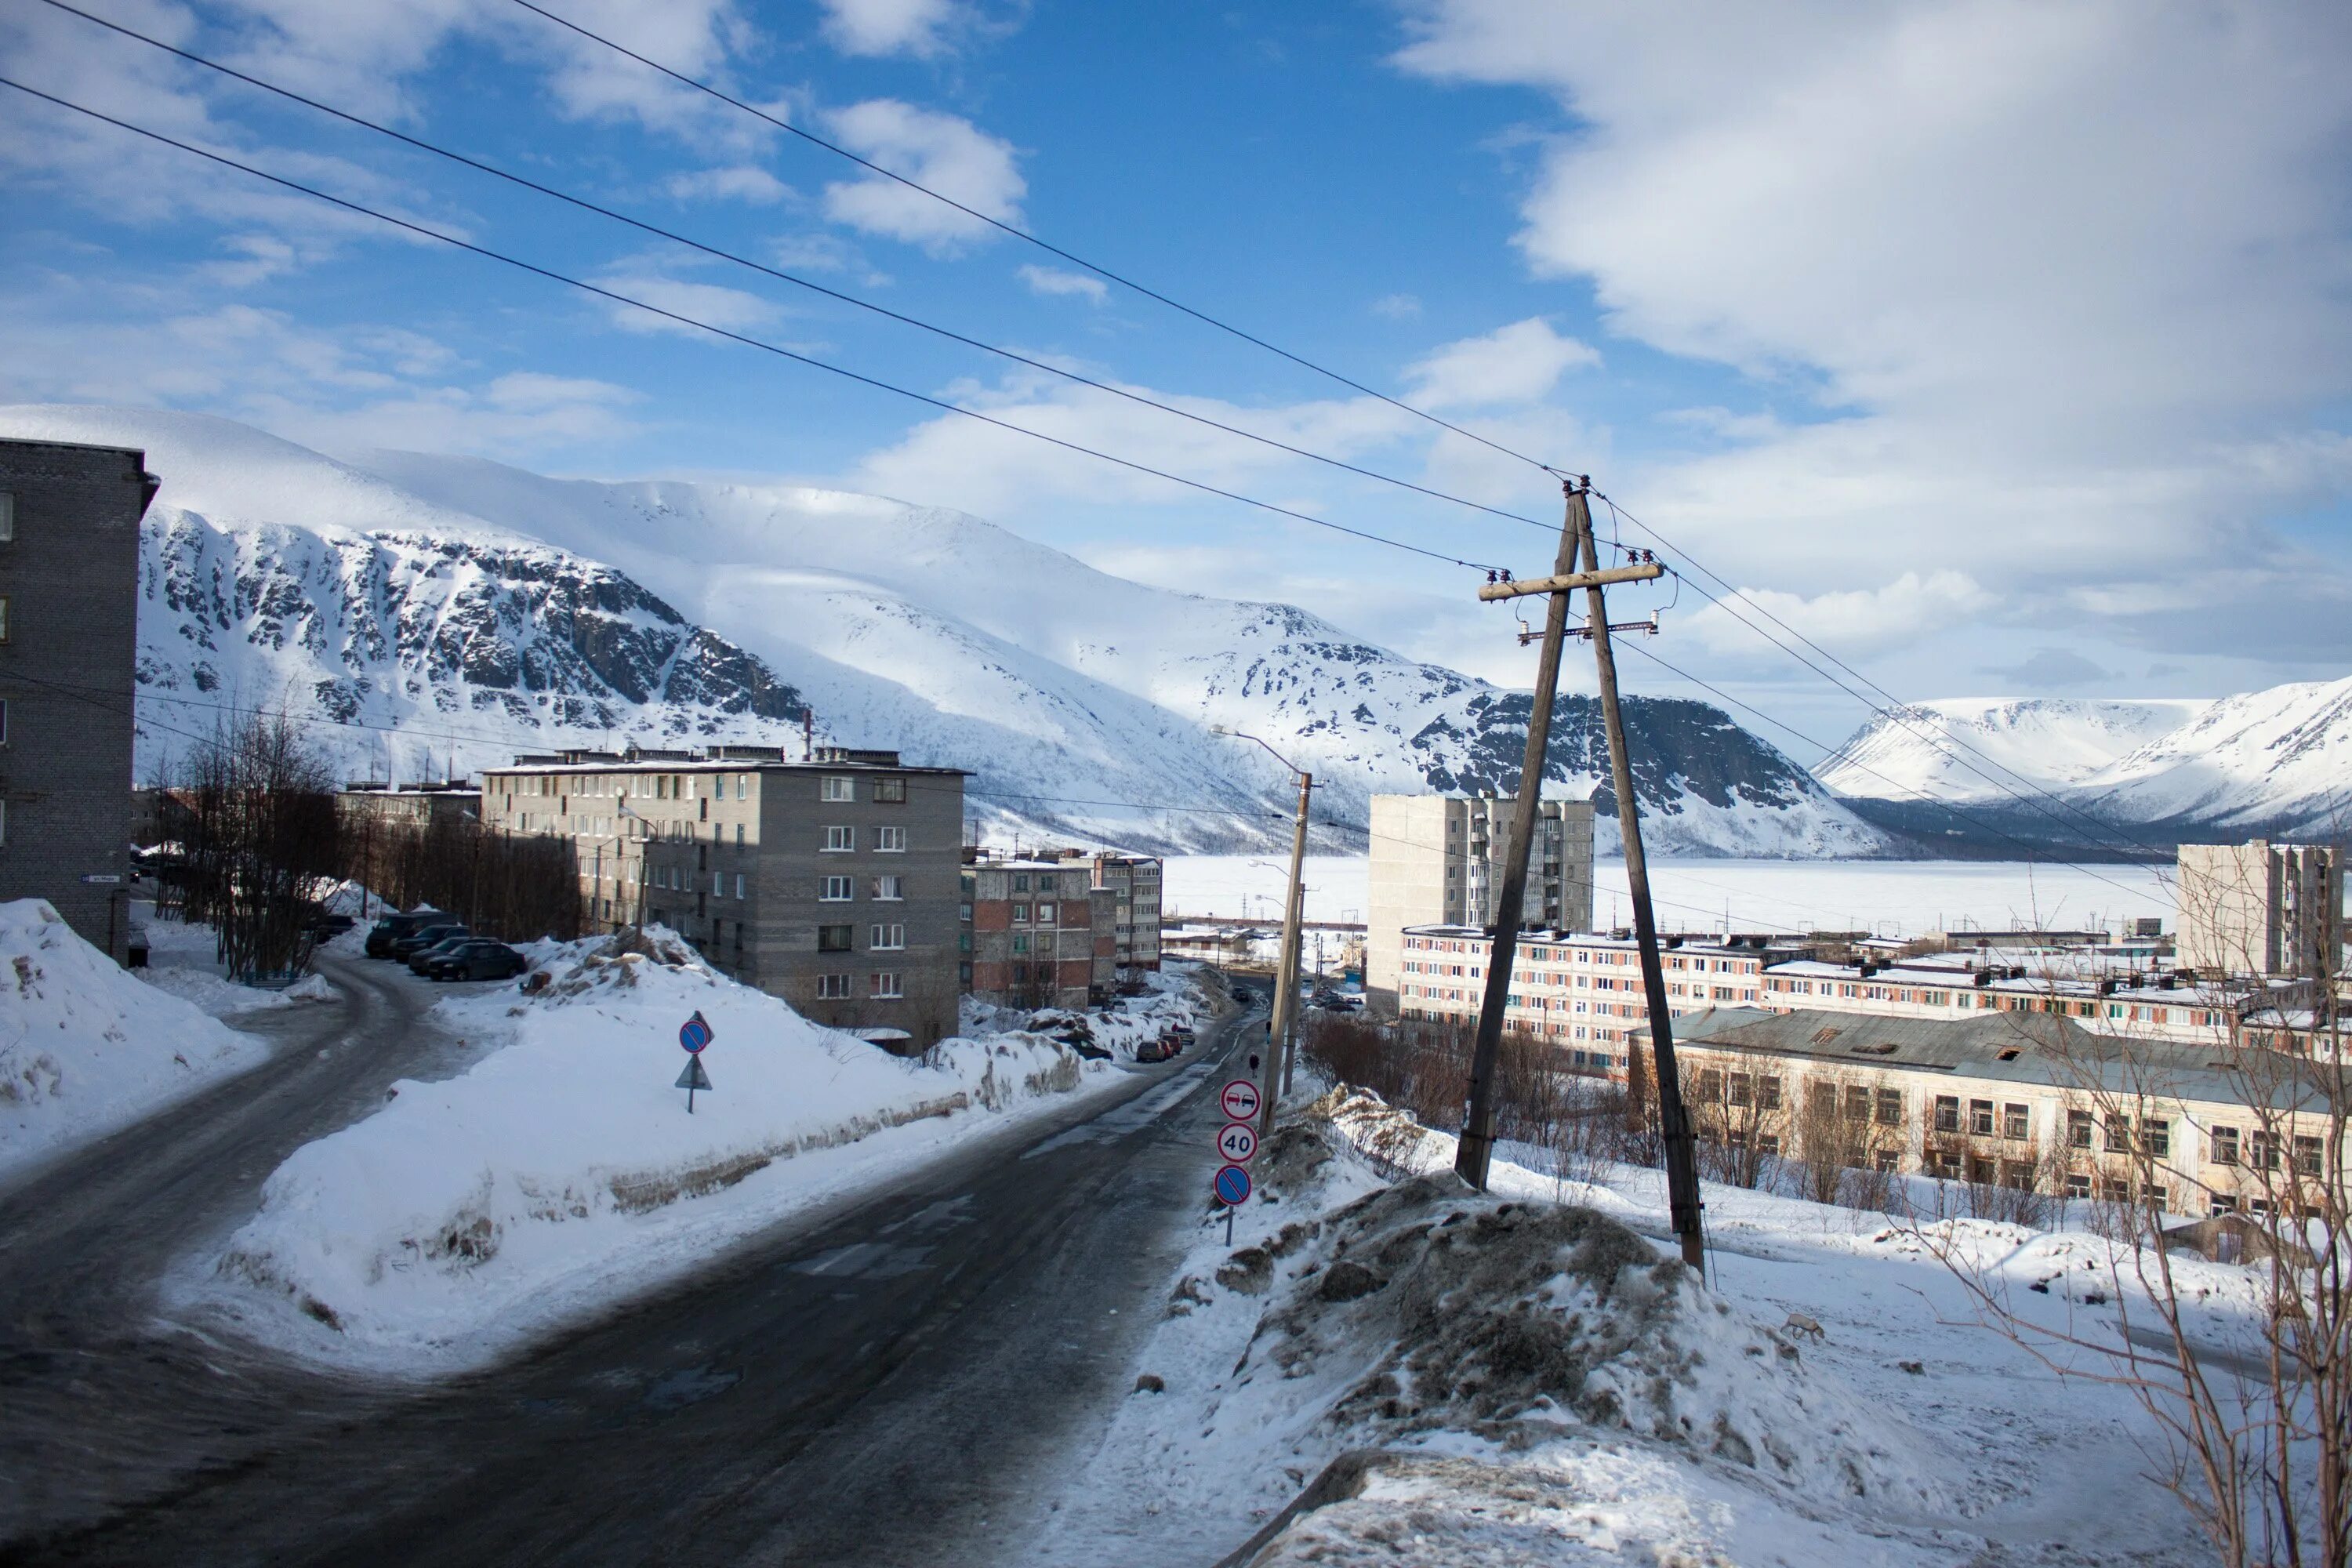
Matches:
[[818, 0, 968, 58], [1018, 264, 1106, 304], [666, 165, 793, 205], [1405, 317, 1599, 409], [1392, 0, 2352, 693], [586, 270, 782, 337], [1371, 292, 1422, 319], [1688, 570, 1996, 661], [821, 100, 1025, 251]]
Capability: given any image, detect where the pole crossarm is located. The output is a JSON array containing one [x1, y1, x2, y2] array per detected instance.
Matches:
[[1476, 562, 1663, 601]]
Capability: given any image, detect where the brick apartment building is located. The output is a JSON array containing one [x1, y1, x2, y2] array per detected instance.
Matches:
[[481, 746, 967, 1050], [1053, 850, 1163, 975], [0, 438, 154, 958], [962, 857, 1115, 1011]]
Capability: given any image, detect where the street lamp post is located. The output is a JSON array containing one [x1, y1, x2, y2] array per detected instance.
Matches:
[[1211, 726, 1312, 1142]]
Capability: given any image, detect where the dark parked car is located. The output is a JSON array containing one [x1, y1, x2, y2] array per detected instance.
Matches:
[[304, 913, 358, 938], [406, 933, 484, 974], [392, 923, 470, 962], [424, 940, 528, 982], [365, 912, 441, 958]]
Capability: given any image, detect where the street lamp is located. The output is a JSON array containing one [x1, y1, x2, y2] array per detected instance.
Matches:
[[1210, 725, 1312, 1137]]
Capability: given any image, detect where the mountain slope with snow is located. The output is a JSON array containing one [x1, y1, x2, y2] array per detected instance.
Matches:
[[3, 405, 1888, 856], [1813, 698, 2209, 802], [2068, 676, 2352, 837]]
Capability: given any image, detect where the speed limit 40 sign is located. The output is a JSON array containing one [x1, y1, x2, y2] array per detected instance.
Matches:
[[1216, 1120, 1259, 1163]]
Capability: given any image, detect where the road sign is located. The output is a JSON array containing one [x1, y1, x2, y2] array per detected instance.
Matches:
[[1219, 1079, 1261, 1121], [679, 1011, 713, 1054], [1214, 1163, 1252, 1206], [1216, 1120, 1259, 1163], [78, 873, 122, 885], [675, 1054, 713, 1114]]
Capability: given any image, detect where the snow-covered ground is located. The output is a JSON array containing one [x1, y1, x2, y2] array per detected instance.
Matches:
[[1166, 854, 2176, 938], [0, 899, 270, 1181], [190, 929, 1202, 1376], [1019, 1087, 2240, 1566], [134, 911, 337, 1017], [960, 965, 1215, 1061]]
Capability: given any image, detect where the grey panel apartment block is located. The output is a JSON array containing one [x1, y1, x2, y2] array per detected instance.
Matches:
[[480, 747, 967, 1051], [0, 440, 154, 957]]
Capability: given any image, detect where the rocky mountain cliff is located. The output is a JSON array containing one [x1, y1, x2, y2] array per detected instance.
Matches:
[[7, 404, 1891, 857]]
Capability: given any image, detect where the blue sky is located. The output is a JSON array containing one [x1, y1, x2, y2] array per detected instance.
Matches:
[[5, 0, 2350, 757]]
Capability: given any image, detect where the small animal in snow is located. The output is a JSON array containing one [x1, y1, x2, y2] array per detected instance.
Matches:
[[1783, 1311, 1826, 1342]]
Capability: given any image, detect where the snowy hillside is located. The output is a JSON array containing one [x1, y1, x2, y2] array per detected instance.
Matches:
[[2068, 676, 2352, 837], [1813, 698, 2209, 801], [2, 405, 1888, 857], [1816, 688, 2351, 847]]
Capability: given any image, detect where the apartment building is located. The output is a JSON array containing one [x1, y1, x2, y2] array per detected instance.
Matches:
[[1366, 793, 1596, 1012], [1758, 954, 2249, 1047], [0, 438, 154, 959], [1393, 925, 1766, 1075], [336, 781, 479, 833], [2179, 840, 2341, 981], [1672, 1006, 2345, 1217], [961, 858, 1115, 1010], [1054, 850, 1163, 974], [481, 745, 967, 1050]]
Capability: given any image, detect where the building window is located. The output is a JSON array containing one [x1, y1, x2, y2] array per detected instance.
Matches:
[[2249, 1131, 2280, 1171], [1933, 1095, 1960, 1134], [2106, 1115, 2131, 1153], [824, 826, 855, 852], [0, 492, 12, 541], [818, 924, 855, 953], [735, 823, 745, 847], [2294, 1134, 2324, 1176], [1844, 1085, 1871, 1120], [2211, 1126, 2240, 1166], [871, 972, 902, 999], [876, 826, 906, 852], [872, 875, 905, 901], [1011, 934, 1030, 954], [1969, 1098, 1995, 1137], [0, 595, 9, 643], [870, 924, 905, 951], [1013, 874, 1029, 892], [2146, 1120, 2171, 1160], [1012, 902, 1029, 923], [2067, 1109, 2094, 1149], [2002, 1104, 2030, 1142], [822, 776, 854, 802], [1757, 1076, 1781, 1112], [734, 873, 745, 899], [1874, 1088, 1902, 1126], [816, 973, 851, 999], [873, 776, 906, 804], [821, 876, 854, 901], [1037, 901, 1056, 924]]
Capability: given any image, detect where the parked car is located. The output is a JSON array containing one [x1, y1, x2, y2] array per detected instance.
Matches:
[[392, 924, 470, 963], [303, 912, 357, 938], [1134, 1036, 1177, 1065], [405, 931, 482, 968], [365, 912, 440, 958], [424, 940, 528, 982], [1169, 1022, 1196, 1043]]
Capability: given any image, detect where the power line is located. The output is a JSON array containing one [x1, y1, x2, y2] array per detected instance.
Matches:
[[503, 0, 1573, 481], [34, 0, 1574, 546], [0, 75, 1505, 576]]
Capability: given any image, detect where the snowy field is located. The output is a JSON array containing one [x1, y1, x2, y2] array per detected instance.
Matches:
[[0, 899, 270, 1181], [187, 931, 1211, 1376], [1165, 855, 2175, 938], [135, 910, 336, 1017], [1018, 1087, 2244, 1566]]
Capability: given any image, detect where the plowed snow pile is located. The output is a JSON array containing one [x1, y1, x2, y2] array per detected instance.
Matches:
[[0, 898, 267, 1180], [201, 927, 1112, 1372]]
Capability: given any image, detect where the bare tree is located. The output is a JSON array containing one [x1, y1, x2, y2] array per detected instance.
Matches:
[[1682, 1058, 1790, 1190], [172, 712, 340, 982]]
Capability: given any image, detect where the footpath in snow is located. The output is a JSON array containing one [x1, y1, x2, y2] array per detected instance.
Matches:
[[194, 929, 1213, 1375], [0, 898, 270, 1182], [1022, 1087, 2234, 1567]]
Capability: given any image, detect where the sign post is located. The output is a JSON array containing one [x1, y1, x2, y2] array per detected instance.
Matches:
[[677, 1010, 714, 1112], [1214, 1163, 1252, 1245]]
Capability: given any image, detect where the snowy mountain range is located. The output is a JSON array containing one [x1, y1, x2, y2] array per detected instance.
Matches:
[[1817, 689, 2352, 851], [4, 405, 1890, 857]]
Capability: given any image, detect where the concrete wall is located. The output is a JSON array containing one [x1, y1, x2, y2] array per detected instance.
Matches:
[[2179, 841, 2339, 979], [0, 440, 147, 957]]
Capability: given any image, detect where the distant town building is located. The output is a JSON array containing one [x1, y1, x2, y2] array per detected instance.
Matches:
[[2178, 840, 2341, 980], [1365, 793, 1596, 1013], [481, 745, 967, 1051], [1054, 850, 1164, 974], [1757, 951, 2252, 1047], [336, 781, 480, 833], [1672, 1005, 2345, 1216], [0, 438, 155, 958], [962, 857, 1115, 1010], [1392, 925, 1769, 1074]]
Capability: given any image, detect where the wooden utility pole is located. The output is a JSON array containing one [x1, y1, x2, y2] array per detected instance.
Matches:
[[1457, 478, 1705, 1272], [1263, 768, 1312, 1138], [1455, 481, 1589, 1191]]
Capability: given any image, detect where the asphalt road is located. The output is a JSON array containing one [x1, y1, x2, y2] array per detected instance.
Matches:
[[0, 956, 1260, 1566]]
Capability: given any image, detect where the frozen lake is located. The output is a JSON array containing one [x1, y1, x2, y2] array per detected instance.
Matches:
[[1162, 855, 2175, 938]]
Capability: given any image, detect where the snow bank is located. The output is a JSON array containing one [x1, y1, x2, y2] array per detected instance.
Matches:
[[959, 963, 1214, 1060], [134, 912, 339, 1018], [0, 899, 268, 1181], [207, 927, 1116, 1371]]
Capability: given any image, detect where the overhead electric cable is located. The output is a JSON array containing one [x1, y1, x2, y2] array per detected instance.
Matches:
[[33, 0, 1577, 543], [502, 0, 1572, 480], [0, 76, 1504, 575]]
